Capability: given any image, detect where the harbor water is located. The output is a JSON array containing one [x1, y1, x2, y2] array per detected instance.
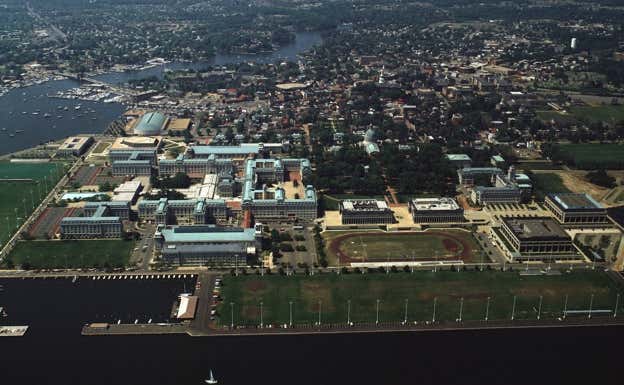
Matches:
[[0, 276, 623, 385], [0, 31, 324, 156]]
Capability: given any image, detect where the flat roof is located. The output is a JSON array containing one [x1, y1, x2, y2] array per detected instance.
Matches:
[[341, 199, 389, 211], [411, 197, 461, 211], [167, 118, 192, 131], [190, 144, 260, 156], [548, 193, 603, 211], [159, 225, 256, 243], [446, 154, 472, 161], [59, 136, 92, 150], [502, 217, 570, 241], [110, 136, 161, 151]]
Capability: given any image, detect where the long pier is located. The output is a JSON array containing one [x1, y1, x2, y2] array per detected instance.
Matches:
[[79, 316, 624, 337]]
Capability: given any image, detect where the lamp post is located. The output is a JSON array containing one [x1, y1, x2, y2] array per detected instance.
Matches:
[[458, 297, 464, 322], [588, 294, 594, 319], [404, 299, 409, 324], [376, 299, 380, 325], [432, 297, 437, 323], [537, 296, 543, 320], [614, 293, 620, 318], [485, 297, 491, 322], [511, 295, 517, 321], [260, 300, 263, 328], [318, 300, 322, 326], [563, 294, 569, 319], [230, 302, 234, 328], [289, 301, 293, 327], [347, 299, 351, 325]]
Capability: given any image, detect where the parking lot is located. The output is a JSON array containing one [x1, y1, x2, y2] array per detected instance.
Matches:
[[269, 224, 318, 269], [29, 207, 79, 239]]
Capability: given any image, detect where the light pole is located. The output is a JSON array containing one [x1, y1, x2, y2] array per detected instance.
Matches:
[[230, 302, 234, 328], [404, 299, 408, 324], [23, 198, 27, 218], [432, 297, 437, 323], [563, 294, 569, 319], [485, 297, 490, 322], [376, 299, 380, 325], [318, 300, 322, 326], [537, 296, 543, 320], [614, 293, 620, 318], [458, 297, 464, 322], [30, 190, 35, 210], [347, 299, 351, 325], [289, 301, 293, 327], [511, 295, 517, 321], [260, 300, 263, 328], [588, 294, 594, 319]]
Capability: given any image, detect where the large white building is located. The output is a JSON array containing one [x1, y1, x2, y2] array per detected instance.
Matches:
[[241, 158, 317, 222], [155, 224, 261, 266], [60, 203, 124, 239], [408, 197, 464, 223]]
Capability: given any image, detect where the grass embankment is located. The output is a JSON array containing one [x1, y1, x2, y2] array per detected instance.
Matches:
[[0, 162, 66, 245], [5, 239, 135, 269], [217, 270, 621, 326]]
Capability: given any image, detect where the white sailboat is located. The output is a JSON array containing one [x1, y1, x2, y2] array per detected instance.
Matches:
[[205, 370, 217, 384]]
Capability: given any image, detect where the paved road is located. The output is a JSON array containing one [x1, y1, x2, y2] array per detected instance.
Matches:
[[190, 272, 219, 332]]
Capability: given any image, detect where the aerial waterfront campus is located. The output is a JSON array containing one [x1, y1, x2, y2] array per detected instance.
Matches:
[[2, 1, 624, 384]]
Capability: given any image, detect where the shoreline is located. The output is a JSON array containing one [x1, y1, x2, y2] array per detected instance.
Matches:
[[81, 316, 624, 337]]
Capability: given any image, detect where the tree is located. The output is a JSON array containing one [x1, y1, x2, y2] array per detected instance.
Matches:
[[586, 169, 616, 188]]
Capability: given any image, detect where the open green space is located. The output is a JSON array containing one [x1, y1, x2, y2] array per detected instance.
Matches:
[[217, 270, 622, 326], [4, 239, 135, 269], [536, 111, 578, 125], [323, 230, 486, 264], [569, 105, 624, 124], [531, 173, 571, 201], [551, 143, 624, 169], [0, 162, 68, 246]]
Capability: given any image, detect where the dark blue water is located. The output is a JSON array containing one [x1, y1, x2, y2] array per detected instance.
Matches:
[[0, 80, 125, 155], [0, 32, 323, 155], [94, 31, 323, 85], [1, 276, 622, 385]]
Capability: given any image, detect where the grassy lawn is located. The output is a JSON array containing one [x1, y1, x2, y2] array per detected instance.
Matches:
[[323, 230, 486, 264], [554, 143, 624, 169], [217, 270, 622, 326], [569, 105, 624, 124], [0, 162, 68, 246], [531, 173, 571, 201], [5, 239, 135, 269], [536, 111, 578, 125], [91, 141, 111, 154]]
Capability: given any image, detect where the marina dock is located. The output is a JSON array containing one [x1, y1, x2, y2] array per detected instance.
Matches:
[[0, 326, 29, 337]]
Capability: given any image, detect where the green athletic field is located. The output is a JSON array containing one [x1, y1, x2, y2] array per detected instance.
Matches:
[[324, 230, 486, 264], [217, 270, 622, 326], [531, 173, 571, 201], [0, 162, 67, 246], [5, 239, 135, 269], [554, 143, 624, 169]]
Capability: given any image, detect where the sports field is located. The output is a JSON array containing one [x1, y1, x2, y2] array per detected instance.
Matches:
[[5, 239, 135, 269], [217, 270, 622, 326], [0, 162, 67, 246], [324, 230, 485, 264], [553, 143, 624, 169], [569, 105, 624, 124]]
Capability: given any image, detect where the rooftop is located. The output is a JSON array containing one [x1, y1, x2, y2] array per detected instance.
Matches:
[[548, 193, 603, 211], [158, 225, 256, 243], [502, 217, 570, 240], [446, 154, 472, 162], [411, 197, 461, 211], [189, 144, 260, 156], [135, 112, 168, 135], [341, 199, 390, 212], [110, 136, 161, 151]]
